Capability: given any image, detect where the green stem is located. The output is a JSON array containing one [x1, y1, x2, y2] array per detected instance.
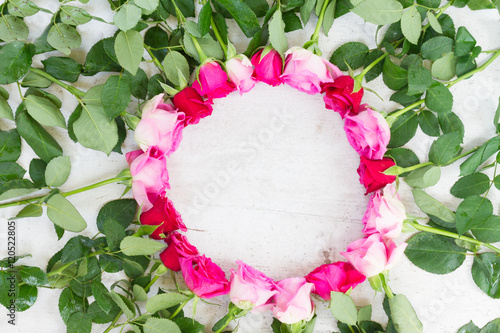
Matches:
[[447, 49, 500, 88], [214, 306, 239, 333], [447, 145, 479, 164], [408, 221, 500, 254], [145, 46, 165, 73], [387, 100, 424, 120], [0, 176, 130, 209], [210, 17, 228, 58], [381, 279, 394, 299], [190, 34, 208, 63], [168, 298, 190, 319], [310, 0, 330, 42], [29, 67, 85, 98], [436, 0, 454, 19], [357, 52, 388, 79]]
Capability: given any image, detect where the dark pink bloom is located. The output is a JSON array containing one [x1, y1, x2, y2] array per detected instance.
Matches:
[[251, 48, 283, 86], [191, 61, 235, 101], [180, 255, 230, 299], [139, 196, 186, 240], [159, 232, 199, 272]]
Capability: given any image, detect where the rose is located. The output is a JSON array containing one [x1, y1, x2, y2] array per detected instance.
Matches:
[[304, 262, 365, 301], [134, 94, 184, 156], [321, 76, 364, 118], [362, 184, 406, 239], [226, 55, 256, 94], [172, 87, 213, 125], [139, 196, 187, 240], [281, 46, 342, 95], [340, 233, 407, 278], [272, 277, 315, 324], [180, 255, 230, 298], [191, 60, 235, 101], [229, 261, 277, 312], [159, 232, 199, 272], [126, 148, 170, 212], [251, 48, 283, 86], [358, 156, 396, 194], [344, 105, 391, 160]]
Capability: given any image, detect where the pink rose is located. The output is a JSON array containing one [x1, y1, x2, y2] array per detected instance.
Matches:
[[229, 261, 277, 312], [272, 277, 315, 324], [362, 184, 406, 239], [134, 94, 185, 156], [343, 105, 391, 160], [340, 233, 407, 278], [226, 55, 256, 94], [172, 87, 213, 125], [321, 76, 364, 118], [139, 196, 187, 240], [126, 148, 169, 212], [304, 262, 365, 301], [251, 48, 283, 86], [180, 255, 230, 299], [358, 156, 396, 194], [191, 61, 235, 101], [159, 232, 199, 272], [281, 47, 342, 95]]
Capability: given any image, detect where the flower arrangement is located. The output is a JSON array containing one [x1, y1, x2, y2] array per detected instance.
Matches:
[[1, 0, 500, 332]]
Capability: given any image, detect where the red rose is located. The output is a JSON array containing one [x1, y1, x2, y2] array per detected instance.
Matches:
[[172, 87, 213, 125], [357, 156, 396, 194], [304, 262, 365, 301], [321, 76, 364, 118], [139, 196, 186, 240], [251, 48, 283, 86], [159, 232, 199, 272], [180, 255, 230, 298]]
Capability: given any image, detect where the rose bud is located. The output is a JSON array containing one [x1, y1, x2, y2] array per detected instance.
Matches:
[[321, 76, 364, 118], [159, 232, 199, 272], [180, 255, 230, 299], [172, 87, 213, 125], [191, 60, 235, 101], [272, 277, 315, 324], [358, 156, 397, 194], [251, 48, 283, 86], [226, 55, 257, 94]]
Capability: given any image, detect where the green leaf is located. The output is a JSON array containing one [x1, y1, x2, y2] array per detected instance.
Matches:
[[110, 291, 135, 320], [135, 0, 160, 11], [162, 51, 190, 89], [438, 112, 464, 140], [330, 42, 369, 71], [0, 129, 21, 162], [456, 195, 493, 235], [182, 33, 224, 62], [412, 188, 455, 227], [471, 253, 500, 299], [88, 301, 121, 324], [329, 291, 357, 326], [29, 158, 46, 187], [0, 161, 25, 184], [388, 111, 418, 148], [172, 317, 205, 333], [90, 281, 113, 314], [115, 30, 144, 76], [404, 165, 441, 188], [46, 193, 87, 232], [455, 26, 476, 56], [47, 23, 81, 56], [24, 95, 66, 129], [214, 0, 260, 38], [0, 42, 35, 84], [19, 266, 47, 286], [451, 173, 490, 198], [322, 0, 335, 36], [132, 284, 148, 302], [101, 75, 131, 120], [0, 15, 29, 42], [269, 10, 287, 56], [15, 284, 37, 311], [459, 136, 500, 176], [350, 0, 403, 25], [83, 38, 122, 76], [421, 36, 453, 60], [431, 52, 457, 81], [456, 51, 479, 77], [20, 69, 51, 87], [102, 218, 126, 251], [144, 317, 182, 333], [146, 293, 190, 313], [428, 132, 462, 165], [300, 0, 316, 24], [13, 204, 42, 219], [67, 312, 92, 333], [8, 0, 39, 17], [58, 287, 87, 324], [426, 12, 442, 33], [120, 236, 166, 256], [479, 318, 500, 332], [407, 63, 432, 95], [0, 95, 13, 120], [45, 156, 71, 187], [0, 179, 36, 201], [198, 2, 212, 36], [357, 304, 372, 323], [425, 81, 453, 113], [389, 294, 423, 333], [401, 6, 421, 45], [97, 199, 137, 231], [0, 270, 17, 309], [418, 110, 440, 137], [113, 3, 142, 31], [60, 5, 92, 26], [471, 215, 500, 243], [144, 26, 169, 62], [458, 321, 480, 333], [417, 0, 440, 8], [60, 236, 86, 264], [42, 56, 82, 82], [383, 57, 408, 90]]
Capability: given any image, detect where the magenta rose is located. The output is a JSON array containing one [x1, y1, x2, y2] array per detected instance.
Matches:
[[362, 184, 406, 239], [229, 261, 277, 312], [180, 255, 230, 299], [340, 233, 407, 278], [358, 156, 397, 194], [159, 232, 199, 272], [191, 61, 235, 101], [343, 105, 391, 160], [281, 47, 342, 95], [134, 94, 184, 156], [304, 262, 366, 301], [172, 87, 213, 125], [139, 196, 187, 240], [272, 277, 315, 324], [251, 48, 283, 86], [126, 148, 169, 212], [321, 76, 364, 118], [226, 55, 256, 94]]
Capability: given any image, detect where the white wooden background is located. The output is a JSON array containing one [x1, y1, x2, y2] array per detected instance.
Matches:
[[1, 1, 500, 332]]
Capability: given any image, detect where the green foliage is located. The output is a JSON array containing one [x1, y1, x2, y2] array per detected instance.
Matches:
[[330, 42, 369, 71]]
